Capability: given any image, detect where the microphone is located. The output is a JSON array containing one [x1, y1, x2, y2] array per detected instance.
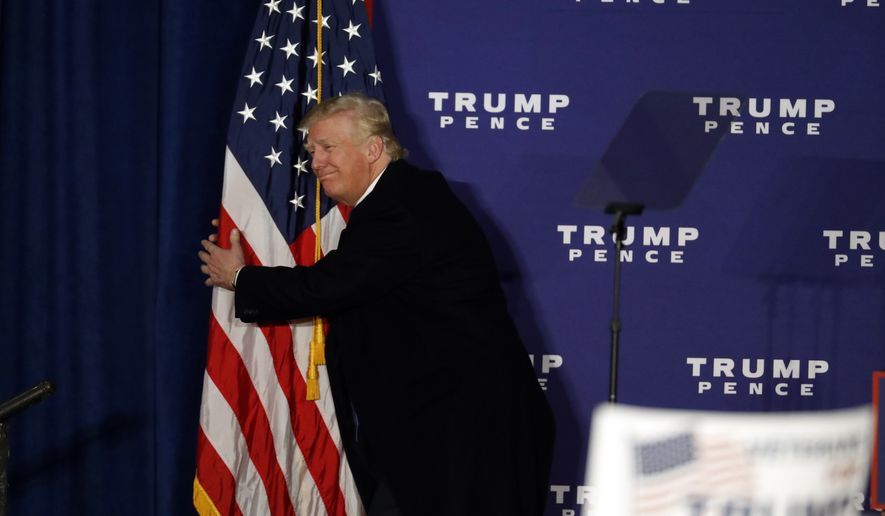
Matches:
[[0, 381, 55, 421]]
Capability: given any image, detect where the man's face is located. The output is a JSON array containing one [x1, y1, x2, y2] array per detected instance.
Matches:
[[305, 111, 374, 206]]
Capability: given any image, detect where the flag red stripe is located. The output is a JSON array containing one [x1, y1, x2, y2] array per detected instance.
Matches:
[[291, 224, 319, 266], [196, 427, 245, 516], [218, 207, 259, 266], [337, 204, 352, 224], [207, 317, 297, 516], [220, 206, 348, 515], [288, 204, 350, 263], [259, 323, 349, 516]]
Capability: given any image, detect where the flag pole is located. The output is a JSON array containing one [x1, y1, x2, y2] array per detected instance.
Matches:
[[306, 0, 326, 401]]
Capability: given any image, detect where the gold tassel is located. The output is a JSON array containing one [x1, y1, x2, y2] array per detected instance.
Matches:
[[307, 337, 320, 401], [306, 316, 325, 400], [306, 373, 320, 401], [311, 316, 326, 365]]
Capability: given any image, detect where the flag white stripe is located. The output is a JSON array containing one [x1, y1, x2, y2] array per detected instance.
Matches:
[[222, 147, 296, 268], [340, 448, 365, 516], [213, 281, 334, 514], [320, 206, 347, 255], [199, 372, 271, 516], [218, 145, 363, 514], [222, 146, 345, 443]]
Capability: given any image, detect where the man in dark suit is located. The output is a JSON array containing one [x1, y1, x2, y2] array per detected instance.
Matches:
[[200, 94, 553, 516]]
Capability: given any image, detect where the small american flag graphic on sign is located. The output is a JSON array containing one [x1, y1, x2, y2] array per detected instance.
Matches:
[[634, 432, 754, 514]]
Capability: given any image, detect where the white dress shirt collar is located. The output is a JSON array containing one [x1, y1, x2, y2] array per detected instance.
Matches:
[[355, 165, 388, 206]]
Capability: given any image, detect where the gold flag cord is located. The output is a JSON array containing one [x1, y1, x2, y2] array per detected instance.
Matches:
[[306, 0, 326, 401]]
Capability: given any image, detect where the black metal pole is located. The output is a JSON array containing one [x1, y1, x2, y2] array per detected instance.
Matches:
[[604, 203, 643, 404], [0, 381, 54, 421], [0, 380, 55, 516], [0, 422, 8, 516], [608, 214, 625, 403]]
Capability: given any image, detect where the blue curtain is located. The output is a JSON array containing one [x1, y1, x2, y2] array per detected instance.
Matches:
[[0, 0, 259, 513]]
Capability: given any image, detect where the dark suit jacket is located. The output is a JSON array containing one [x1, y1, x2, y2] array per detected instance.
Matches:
[[235, 160, 554, 515]]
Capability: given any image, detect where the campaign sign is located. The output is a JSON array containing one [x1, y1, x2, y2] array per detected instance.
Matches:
[[585, 404, 873, 516], [873, 372, 885, 511]]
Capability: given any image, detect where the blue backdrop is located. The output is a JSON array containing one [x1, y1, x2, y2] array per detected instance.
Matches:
[[1, 0, 883, 514]]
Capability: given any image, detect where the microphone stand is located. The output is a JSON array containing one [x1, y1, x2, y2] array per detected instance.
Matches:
[[0, 422, 6, 516], [604, 203, 643, 404], [0, 380, 54, 516]]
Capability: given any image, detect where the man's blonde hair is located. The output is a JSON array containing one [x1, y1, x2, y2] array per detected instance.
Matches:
[[300, 93, 407, 161]]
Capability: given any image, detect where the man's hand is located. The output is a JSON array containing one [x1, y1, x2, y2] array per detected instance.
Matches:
[[199, 219, 245, 291]]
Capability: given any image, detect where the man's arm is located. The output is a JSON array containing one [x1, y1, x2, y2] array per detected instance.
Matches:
[[202, 201, 421, 323]]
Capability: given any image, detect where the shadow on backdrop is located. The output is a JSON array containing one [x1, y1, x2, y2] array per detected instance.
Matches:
[[575, 91, 732, 210], [726, 158, 885, 412], [726, 157, 885, 283], [370, 3, 434, 168], [449, 181, 586, 508], [8, 413, 142, 513], [370, 6, 586, 494]]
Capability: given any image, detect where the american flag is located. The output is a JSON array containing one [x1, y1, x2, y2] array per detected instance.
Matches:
[[193, 0, 383, 514], [633, 432, 754, 514]]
